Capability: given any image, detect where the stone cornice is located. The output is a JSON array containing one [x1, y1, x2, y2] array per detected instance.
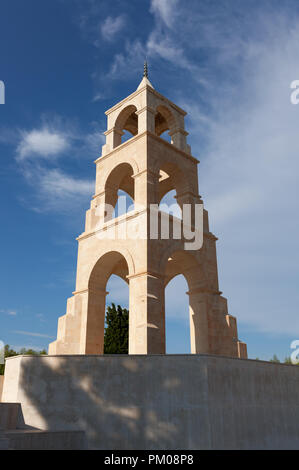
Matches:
[[94, 131, 199, 165]]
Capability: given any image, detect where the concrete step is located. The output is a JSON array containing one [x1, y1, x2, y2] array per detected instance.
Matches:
[[0, 429, 9, 450], [0, 402, 87, 449], [5, 429, 87, 450], [0, 403, 25, 430]]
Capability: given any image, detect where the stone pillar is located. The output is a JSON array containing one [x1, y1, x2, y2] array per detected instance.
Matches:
[[136, 106, 156, 134], [169, 128, 188, 152], [188, 290, 210, 354], [133, 169, 159, 209], [176, 192, 203, 234], [104, 127, 124, 152], [79, 288, 108, 354], [128, 273, 165, 354]]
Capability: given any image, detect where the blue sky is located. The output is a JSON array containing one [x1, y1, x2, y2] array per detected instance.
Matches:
[[1, 0, 299, 360]]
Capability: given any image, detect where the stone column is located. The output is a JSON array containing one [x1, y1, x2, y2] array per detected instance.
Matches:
[[133, 169, 159, 209], [136, 106, 156, 134], [128, 273, 165, 354], [104, 127, 124, 152], [188, 290, 210, 354], [168, 128, 188, 152], [79, 288, 108, 354]]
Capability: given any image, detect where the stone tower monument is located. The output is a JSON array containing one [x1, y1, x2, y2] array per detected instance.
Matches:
[[49, 66, 247, 358]]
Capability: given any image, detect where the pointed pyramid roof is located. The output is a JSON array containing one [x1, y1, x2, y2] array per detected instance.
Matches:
[[137, 61, 154, 90], [137, 75, 154, 90]]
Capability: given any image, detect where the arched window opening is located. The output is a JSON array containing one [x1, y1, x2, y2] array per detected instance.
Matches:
[[105, 163, 135, 222], [88, 250, 131, 355], [159, 189, 182, 219], [158, 130, 172, 143], [113, 189, 134, 219], [105, 274, 129, 354], [122, 129, 135, 144], [158, 163, 188, 215], [155, 105, 176, 144], [114, 105, 138, 147], [163, 250, 203, 354], [155, 111, 171, 143], [165, 274, 190, 353]]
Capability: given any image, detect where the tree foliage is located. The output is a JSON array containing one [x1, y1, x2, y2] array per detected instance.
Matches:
[[104, 303, 129, 354], [0, 345, 46, 375]]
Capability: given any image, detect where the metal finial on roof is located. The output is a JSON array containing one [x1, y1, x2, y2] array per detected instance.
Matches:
[[143, 61, 148, 78]]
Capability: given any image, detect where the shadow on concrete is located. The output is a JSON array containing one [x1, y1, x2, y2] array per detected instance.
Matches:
[[10, 353, 299, 450], [18, 354, 196, 450]]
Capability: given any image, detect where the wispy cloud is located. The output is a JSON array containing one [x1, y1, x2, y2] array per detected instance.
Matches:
[[11, 116, 101, 213], [20, 165, 94, 213], [13, 330, 54, 339], [0, 309, 17, 316], [100, 15, 126, 42], [150, 0, 179, 28]]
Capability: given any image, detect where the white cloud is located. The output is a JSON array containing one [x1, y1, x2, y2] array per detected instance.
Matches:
[[20, 166, 94, 213], [107, 39, 145, 79], [0, 309, 17, 316], [17, 128, 70, 161], [39, 168, 93, 198], [150, 0, 179, 28], [101, 15, 126, 42], [13, 330, 54, 339], [84, 130, 105, 155], [92, 92, 104, 102], [13, 117, 101, 213]]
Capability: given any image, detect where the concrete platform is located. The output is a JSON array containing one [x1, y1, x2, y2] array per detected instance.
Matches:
[[2, 354, 299, 450], [4, 429, 86, 450], [0, 402, 87, 449]]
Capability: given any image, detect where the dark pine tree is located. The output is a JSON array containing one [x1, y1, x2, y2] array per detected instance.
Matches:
[[104, 303, 129, 354]]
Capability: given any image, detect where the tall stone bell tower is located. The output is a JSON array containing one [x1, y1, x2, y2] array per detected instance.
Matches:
[[49, 64, 247, 358]]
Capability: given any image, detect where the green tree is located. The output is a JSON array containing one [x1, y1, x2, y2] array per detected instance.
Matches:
[[0, 345, 46, 375], [104, 303, 129, 354], [269, 354, 280, 363]]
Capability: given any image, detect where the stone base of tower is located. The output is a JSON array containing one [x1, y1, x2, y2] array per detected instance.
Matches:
[[2, 354, 299, 450], [48, 277, 248, 359]]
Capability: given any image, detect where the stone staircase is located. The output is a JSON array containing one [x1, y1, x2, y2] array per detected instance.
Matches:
[[0, 403, 87, 450]]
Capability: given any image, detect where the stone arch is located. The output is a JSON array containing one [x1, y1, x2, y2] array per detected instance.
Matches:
[[155, 104, 177, 138], [88, 248, 135, 291], [85, 248, 135, 354], [158, 161, 191, 207], [114, 105, 138, 144], [161, 249, 203, 291], [104, 162, 136, 220], [161, 248, 210, 354]]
